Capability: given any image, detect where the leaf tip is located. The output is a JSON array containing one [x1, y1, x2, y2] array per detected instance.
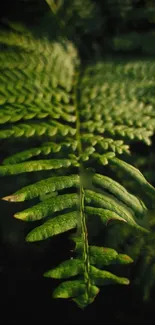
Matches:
[[121, 278, 130, 285], [43, 271, 51, 278], [25, 234, 32, 242], [2, 194, 25, 202], [118, 254, 134, 265], [14, 211, 28, 221], [2, 195, 14, 202]]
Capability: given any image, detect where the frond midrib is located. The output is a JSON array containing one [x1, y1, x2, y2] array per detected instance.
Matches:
[[75, 70, 90, 301]]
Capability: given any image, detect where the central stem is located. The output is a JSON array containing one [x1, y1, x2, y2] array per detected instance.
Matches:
[[75, 72, 90, 298]]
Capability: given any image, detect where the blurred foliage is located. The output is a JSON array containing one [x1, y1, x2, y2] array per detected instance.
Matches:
[[0, 0, 155, 57]]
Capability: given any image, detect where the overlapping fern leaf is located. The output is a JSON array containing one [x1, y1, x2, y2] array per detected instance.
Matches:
[[0, 25, 155, 308]]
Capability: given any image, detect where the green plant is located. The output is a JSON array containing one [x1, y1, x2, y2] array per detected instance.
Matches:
[[0, 1, 155, 309]]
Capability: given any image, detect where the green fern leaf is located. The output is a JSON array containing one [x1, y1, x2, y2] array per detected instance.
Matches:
[[3, 175, 79, 201], [15, 193, 78, 221], [0, 159, 76, 176], [89, 266, 129, 286], [26, 211, 77, 241], [0, 24, 155, 309], [3, 140, 77, 164], [52, 280, 88, 299], [92, 174, 147, 219], [89, 246, 133, 267], [44, 259, 83, 278], [110, 158, 155, 202]]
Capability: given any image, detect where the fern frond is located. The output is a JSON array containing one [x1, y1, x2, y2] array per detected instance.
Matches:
[[0, 105, 75, 124], [15, 193, 78, 221], [83, 134, 129, 154], [92, 174, 147, 219], [0, 25, 155, 309], [0, 121, 76, 139], [3, 175, 79, 201], [85, 189, 147, 231], [0, 158, 77, 176], [80, 61, 155, 145], [109, 158, 155, 202], [26, 211, 77, 241], [82, 121, 153, 145], [2, 140, 77, 164]]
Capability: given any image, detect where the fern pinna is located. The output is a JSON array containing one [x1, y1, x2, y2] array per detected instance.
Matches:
[[0, 25, 155, 308]]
